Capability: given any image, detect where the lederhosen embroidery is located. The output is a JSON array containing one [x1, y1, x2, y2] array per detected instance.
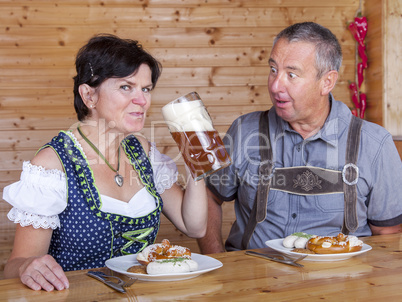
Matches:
[[241, 111, 363, 249], [42, 132, 163, 270]]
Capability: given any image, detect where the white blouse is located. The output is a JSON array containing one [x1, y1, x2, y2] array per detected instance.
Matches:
[[3, 135, 178, 230]]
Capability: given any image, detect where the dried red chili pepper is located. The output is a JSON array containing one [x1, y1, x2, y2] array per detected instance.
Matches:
[[354, 16, 368, 42], [348, 21, 364, 47], [358, 44, 368, 68], [349, 82, 360, 109], [357, 62, 365, 88], [351, 108, 358, 117], [359, 93, 367, 119]]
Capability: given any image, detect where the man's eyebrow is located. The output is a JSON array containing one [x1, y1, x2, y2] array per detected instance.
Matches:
[[268, 59, 301, 72], [268, 58, 276, 65], [286, 65, 300, 72]]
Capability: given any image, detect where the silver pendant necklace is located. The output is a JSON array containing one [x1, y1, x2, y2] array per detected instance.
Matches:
[[77, 126, 124, 187]]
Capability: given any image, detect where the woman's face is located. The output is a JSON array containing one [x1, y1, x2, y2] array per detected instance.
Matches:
[[90, 64, 154, 134]]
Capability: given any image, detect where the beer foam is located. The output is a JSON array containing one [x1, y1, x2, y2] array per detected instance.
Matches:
[[162, 99, 214, 132]]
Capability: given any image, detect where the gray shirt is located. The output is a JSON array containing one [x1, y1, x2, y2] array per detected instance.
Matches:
[[207, 98, 402, 250]]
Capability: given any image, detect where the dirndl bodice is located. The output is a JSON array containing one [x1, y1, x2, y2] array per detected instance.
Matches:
[[42, 131, 163, 271]]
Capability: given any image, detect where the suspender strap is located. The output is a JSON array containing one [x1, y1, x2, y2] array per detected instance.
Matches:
[[341, 115, 363, 234], [241, 110, 272, 249]]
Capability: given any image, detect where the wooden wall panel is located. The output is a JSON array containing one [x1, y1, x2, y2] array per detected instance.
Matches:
[[365, 0, 384, 126], [0, 0, 360, 276], [365, 0, 402, 135], [383, 0, 402, 135]]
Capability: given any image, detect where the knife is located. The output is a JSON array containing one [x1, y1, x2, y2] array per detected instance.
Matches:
[[245, 251, 305, 267], [87, 270, 126, 293]]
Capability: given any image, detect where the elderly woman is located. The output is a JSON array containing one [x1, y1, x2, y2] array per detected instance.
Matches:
[[3, 34, 207, 291]]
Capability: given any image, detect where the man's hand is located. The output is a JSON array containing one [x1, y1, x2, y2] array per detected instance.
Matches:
[[197, 188, 226, 254], [369, 223, 402, 235]]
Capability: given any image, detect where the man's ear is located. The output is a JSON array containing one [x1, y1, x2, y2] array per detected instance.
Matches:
[[78, 84, 97, 108], [320, 70, 338, 96]]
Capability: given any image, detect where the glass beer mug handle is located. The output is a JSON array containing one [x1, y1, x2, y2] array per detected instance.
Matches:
[[197, 132, 215, 165]]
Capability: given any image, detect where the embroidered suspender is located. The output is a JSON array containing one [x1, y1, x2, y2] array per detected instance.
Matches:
[[241, 112, 363, 249], [342, 115, 363, 234], [241, 110, 272, 249]]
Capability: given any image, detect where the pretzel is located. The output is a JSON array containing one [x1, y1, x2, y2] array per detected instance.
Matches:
[[137, 239, 191, 265], [306, 233, 363, 254]]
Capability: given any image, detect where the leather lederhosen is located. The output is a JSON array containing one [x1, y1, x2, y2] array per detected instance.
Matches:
[[241, 110, 363, 249]]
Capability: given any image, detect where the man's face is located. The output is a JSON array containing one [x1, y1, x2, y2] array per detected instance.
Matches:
[[268, 38, 327, 127]]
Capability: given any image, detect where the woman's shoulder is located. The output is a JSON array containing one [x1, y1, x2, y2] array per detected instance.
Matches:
[[31, 146, 64, 172], [125, 133, 151, 154]]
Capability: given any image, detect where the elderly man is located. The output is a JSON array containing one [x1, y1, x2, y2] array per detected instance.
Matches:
[[198, 22, 402, 253]]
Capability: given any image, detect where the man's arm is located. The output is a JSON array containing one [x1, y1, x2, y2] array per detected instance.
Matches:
[[369, 223, 402, 235], [197, 188, 226, 254]]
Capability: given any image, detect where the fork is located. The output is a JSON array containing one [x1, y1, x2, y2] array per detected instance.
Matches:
[[121, 277, 137, 288], [245, 251, 307, 267], [273, 253, 307, 263], [87, 270, 137, 293]]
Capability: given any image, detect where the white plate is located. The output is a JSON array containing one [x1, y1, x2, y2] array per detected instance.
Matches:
[[105, 253, 223, 281], [265, 239, 372, 261]]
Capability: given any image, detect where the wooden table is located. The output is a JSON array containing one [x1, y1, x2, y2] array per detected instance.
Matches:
[[0, 233, 401, 301]]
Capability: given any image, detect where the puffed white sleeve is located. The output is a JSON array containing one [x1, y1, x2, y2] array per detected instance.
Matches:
[[2, 161, 67, 229], [149, 143, 178, 194]]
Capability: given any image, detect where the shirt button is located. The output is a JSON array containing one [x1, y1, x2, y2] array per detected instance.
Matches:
[[291, 213, 297, 219], [296, 145, 301, 152]]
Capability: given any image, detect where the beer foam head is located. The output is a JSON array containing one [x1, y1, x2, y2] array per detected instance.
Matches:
[[162, 99, 214, 132]]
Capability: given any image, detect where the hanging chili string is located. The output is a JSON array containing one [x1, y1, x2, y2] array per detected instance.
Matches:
[[347, 0, 368, 119]]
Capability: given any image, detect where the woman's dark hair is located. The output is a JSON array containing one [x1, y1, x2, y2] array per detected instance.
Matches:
[[73, 34, 162, 121]]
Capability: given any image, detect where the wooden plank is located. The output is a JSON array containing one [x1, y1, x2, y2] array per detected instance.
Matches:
[[0, 129, 57, 151], [0, 107, 261, 132], [0, 45, 357, 68], [0, 47, 272, 68], [0, 0, 359, 8], [0, 6, 358, 28], [0, 26, 354, 48], [382, 0, 402, 135], [0, 86, 269, 108], [0, 151, 35, 170], [0, 116, 76, 132], [394, 140, 402, 159], [0, 88, 353, 131], [0, 66, 356, 90], [0, 83, 352, 109], [364, 0, 384, 127], [0, 83, 351, 110], [0, 171, 23, 190], [0, 89, 74, 108]]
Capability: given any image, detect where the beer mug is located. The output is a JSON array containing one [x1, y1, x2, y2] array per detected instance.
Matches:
[[162, 92, 232, 181]]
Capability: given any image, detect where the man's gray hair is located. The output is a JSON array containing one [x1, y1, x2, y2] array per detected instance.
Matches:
[[273, 22, 343, 79]]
